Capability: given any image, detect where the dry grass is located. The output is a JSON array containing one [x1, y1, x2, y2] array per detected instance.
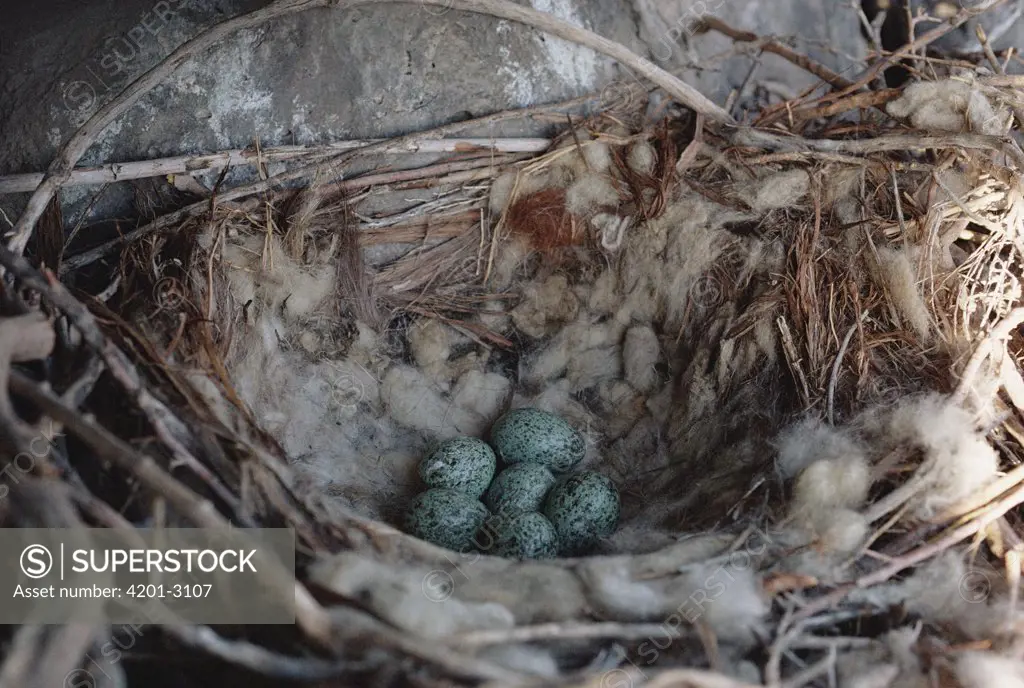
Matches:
[[3, 22, 1024, 688]]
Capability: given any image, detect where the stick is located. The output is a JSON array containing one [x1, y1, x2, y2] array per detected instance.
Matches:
[[58, 155, 520, 274], [7, 367, 336, 652], [7, 0, 730, 255], [0, 247, 336, 652], [953, 306, 1024, 405], [0, 138, 552, 195], [699, 16, 854, 90], [74, 489, 380, 681], [732, 128, 1024, 169], [453, 621, 689, 647], [830, 0, 1010, 100]]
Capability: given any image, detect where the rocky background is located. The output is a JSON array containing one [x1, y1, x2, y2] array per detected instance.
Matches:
[[0, 0, 1021, 223]]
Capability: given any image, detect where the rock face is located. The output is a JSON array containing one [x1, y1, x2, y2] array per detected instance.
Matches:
[[13, 0, 1021, 225], [0, 0, 638, 176]]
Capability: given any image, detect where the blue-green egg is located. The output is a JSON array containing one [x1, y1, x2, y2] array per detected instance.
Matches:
[[405, 488, 489, 552], [477, 511, 559, 560], [542, 471, 620, 556], [484, 463, 558, 514], [489, 407, 585, 473], [418, 436, 496, 498]]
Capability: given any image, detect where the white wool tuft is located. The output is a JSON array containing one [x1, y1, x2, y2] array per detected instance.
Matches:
[[511, 274, 580, 338], [567, 345, 622, 392], [836, 627, 924, 688], [793, 454, 872, 513], [380, 365, 481, 440], [596, 380, 644, 440], [623, 324, 661, 393], [682, 564, 768, 645], [578, 559, 669, 619], [526, 314, 623, 391], [886, 79, 1009, 136], [565, 173, 620, 217], [956, 651, 1024, 688], [747, 169, 810, 212], [489, 236, 531, 291], [875, 395, 999, 518], [873, 248, 932, 343], [837, 663, 900, 688], [488, 170, 519, 216], [594, 522, 679, 555], [477, 299, 511, 334], [587, 269, 620, 315], [812, 508, 869, 554], [898, 551, 1001, 639], [627, 140, 657, 175], [218, 231, 336, 320], [775, 417, 868, 479], [582, 141, 613, 174], [451, 370, 512, 435], [728, 661, 761, 685], [516, 379, 596, 436], [309, 553, 514, 637], [280, 263, 336, 319], [526, 331, 571, 383], [408, 318, 452, 382]]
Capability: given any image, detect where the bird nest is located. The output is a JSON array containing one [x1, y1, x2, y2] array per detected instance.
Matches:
[[3, 4, 1024, 688]]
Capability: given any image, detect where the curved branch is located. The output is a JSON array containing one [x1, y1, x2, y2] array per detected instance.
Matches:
[[8, 0, 730, 255]]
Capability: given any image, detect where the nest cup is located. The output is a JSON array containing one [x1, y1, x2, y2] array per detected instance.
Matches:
[[16, 49, 1024, 688]]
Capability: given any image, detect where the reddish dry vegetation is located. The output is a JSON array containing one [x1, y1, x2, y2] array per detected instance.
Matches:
[[505, 187, 584, 250]]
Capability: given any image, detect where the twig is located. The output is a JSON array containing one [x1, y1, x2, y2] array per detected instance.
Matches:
[[732, 128, 1024, 169], [0, 624, 100, 688], [827, 314, 865, 425], [58, 155, 520, 274], [953, 307, 1024, 405], [781, 644, 836, 688], [0, 139, 552, 195], [73, 489, 381, 681], [777, 316, 811, 407], [833, 0, 1010, 99], [0, 316, 102, 688], [8, 0, 730, 255], [677, 113, 706, 174], [167, 624, 380, 681], [0, 247, 336, 652], [7, 367, 337, 652], [940, 463, 1024, 522], [699, 17, 854, 90], [864, 456, 937, 524], [859, 479, 1024, 587], [792, 88, 901, 122], [976, 25, 1004, 74], [452, 621, 688, 647], [540, 667, 763, 688]]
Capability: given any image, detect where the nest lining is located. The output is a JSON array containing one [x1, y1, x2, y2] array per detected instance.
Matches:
[[73, 70, 1024, 686], [2, 11, 1023, 679]]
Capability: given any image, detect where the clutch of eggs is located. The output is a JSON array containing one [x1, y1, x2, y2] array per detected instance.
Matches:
[[406, 408, 619, 558]]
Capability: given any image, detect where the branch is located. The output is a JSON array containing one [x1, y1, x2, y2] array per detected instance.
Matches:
[[698, 16, 854, 90], [0, 138, 552, 194], [732, 128, 1024, 169]]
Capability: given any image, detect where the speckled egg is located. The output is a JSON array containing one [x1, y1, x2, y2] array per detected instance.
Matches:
[[542, 471, 620, 556], [405, 488, 489, 552], [418, 436, 497, 498], [477, 511, 559, 560], [489, 408, 585, 473], [484, 463, 558, 514]]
